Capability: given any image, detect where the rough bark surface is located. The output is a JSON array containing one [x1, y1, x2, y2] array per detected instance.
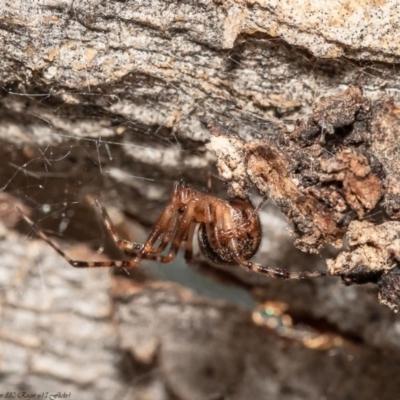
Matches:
[[2, 1, 400, 399]]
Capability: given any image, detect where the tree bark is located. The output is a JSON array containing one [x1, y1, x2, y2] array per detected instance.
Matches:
[[2, 1, 400, 399]]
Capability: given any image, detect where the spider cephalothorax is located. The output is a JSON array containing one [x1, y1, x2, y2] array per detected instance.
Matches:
[[19, 181, 325, 280]]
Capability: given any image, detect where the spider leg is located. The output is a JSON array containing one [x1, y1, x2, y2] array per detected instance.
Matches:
[[183, 221, 196, 262], [119, 212, 181, 261], [95, 199, 180, 258], [17, 209, 112, 268], [252, 196, 268, 216], [148, 202, 196, 264], [235, 196, 267, 231], [93, 199, 142, 253], [18, 203, 180, 269], [149, 212, 179, 255], [109, 203, 194, 265], [234, 257, 326, 279], [214, 202, 231, 244], [212, 205, 326, 280], [135, 180, 185, 257], [126, 216, 192, 263], [217, 197, 266, 237], [204, 202, 221, 249]]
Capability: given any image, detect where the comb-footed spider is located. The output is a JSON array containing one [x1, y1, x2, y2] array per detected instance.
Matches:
[[19, 181, 325, 280]]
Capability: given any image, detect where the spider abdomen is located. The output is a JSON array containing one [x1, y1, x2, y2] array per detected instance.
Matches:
[[198, 198, 262, 265]]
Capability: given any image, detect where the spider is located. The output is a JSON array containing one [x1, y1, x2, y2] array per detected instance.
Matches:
[[18, 181, 325, 280]]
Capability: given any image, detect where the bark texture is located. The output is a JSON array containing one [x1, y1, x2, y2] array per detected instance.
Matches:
[[2, 1, 400, 399]]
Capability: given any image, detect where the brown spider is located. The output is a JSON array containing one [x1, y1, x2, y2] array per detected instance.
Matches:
[[18, 181, 325, 280]]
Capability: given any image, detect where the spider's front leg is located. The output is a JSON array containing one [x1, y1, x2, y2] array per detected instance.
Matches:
[[147, 201, 197, 264], [93, 199, 178, 257], [17, 200, 181, 269], [93, 199, 142, 254], [17, 209, 114, 268]]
